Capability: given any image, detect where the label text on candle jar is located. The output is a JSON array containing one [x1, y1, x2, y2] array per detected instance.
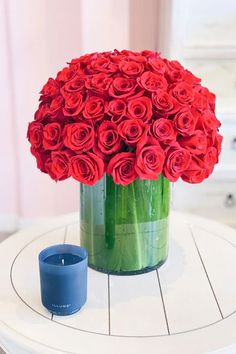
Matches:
[[51, 304, 71, 308]]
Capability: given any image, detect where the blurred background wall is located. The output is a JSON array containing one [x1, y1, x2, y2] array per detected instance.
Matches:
[[0, 0, 235, 232]]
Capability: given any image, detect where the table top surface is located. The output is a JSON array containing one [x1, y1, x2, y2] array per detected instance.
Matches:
[[1, 211, 236, 354]]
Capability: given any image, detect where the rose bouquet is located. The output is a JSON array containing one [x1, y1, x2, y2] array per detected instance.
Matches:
[[28, 50, 222, 274]]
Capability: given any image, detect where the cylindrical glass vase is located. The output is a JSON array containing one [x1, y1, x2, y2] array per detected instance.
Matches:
[[80, 174, 170, 275]]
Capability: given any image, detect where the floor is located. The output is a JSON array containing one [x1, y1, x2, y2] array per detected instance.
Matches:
[[0, 233, 10, 354]]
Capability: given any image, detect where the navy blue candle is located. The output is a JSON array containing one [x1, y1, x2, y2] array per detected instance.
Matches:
[[39, 244, 87, 316]]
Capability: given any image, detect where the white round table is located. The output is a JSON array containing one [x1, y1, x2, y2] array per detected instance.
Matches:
[[1, 212, 236, 354]]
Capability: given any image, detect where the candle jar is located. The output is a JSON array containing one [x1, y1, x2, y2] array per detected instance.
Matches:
[[39, 244, 88, 316]]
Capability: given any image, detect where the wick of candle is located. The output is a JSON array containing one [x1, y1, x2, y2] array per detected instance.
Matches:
[[62, 258, 65, 265]]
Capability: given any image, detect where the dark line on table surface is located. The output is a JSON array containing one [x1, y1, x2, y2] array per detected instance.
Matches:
[[189, 224, 224, 320], [108, 274, 111, 335], [156, 269, 170, 335]]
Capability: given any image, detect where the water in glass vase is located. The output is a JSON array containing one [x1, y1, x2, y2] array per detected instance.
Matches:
[[80, 174, 170, 275]]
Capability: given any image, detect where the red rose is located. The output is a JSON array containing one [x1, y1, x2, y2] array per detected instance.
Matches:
[[97, 121, 122, 155], [34, 103, 50, 122], [204, 147, 218, 175], [213, 133, 223, 155], [108, 99, 126, 123], [197, 86, 216, 112], [165, 59, 184, 72], [136, 137, 165, 180], [183, 70, 201, 86], [192, 92, 208, 112], [83, 96, 107, 120], [152, 90, 180, 115], [179, 130, 207, 155], [69, 152, 104, 185], [121, 50, 147, 62], [107, 152, 137, 185], [138, 71, 168, 92], [50, 150, 72, 181], [171, 83, 194, 104], [119, 60, 144, 77], [43, 123, 63, 150], [181, 156, 206, 183], [44, 157, 57, 180], [164, 59, 185, 84], [61, 76, 86, 93], [40, 78, 59, 101], [163, 147, 191, 182], [69, 53, 97, 67], [118, 119, 147, 146], [109, 77, 139, 98], [147, 58, 166, 74], [48, 96, 64, 118], [63, 122, 94, 152], [151, 118, 176, 143], [27, 122, 43, 148], [87, 56, 118, 74], [127, 96, 152, 123], [62, 92, 85, 117], [196, 110, 221, 134], [30, 147, 50, 173], [85, 73, 112, 94], [56, 66, 76, 82], [173, 109, 197, 136], [141, 50, 159, 59]]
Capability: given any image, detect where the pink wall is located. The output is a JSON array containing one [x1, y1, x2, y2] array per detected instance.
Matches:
[[0, 0, 159, 230]]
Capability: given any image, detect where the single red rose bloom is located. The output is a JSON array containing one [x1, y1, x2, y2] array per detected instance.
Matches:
[[109, 77, 138, 98], [119, 60, 144, 77], [97, 121, 122, 155], [30, 147, 50, 173], [204, 146, 219, 176], [127, 96, 153, 123], [61, 76, 86, 93], [147, 58, 166, 75], [118, 119, 147, 146], [51, 150, 72, 181], [163, 147, 191, 182], [34, 103, 50, 122], [27, 122, 43, 149], [107, 152, 137, 186], [43, 122, 63, 150], [87, 56, 118, 74], [62, 91, 85, 117], [85, 73, 113, 94], [136, 137, 165, 180], [83, 96, 107, 120], [48, 96, 64, 118], [108, 99, 127, 123], [152, 90, 180, 115], [196, 110, 221, 134], [69, 152, 104, 185], [181, 156, 206, 183], [63, 122, 94, 152], [40, 78, 59, 101], [173, 109, 197, 136], [138, 71, 168, 92], [171, 82, 194, 105], [179, 130, 207, 155], [151, 118, 176, 143]]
